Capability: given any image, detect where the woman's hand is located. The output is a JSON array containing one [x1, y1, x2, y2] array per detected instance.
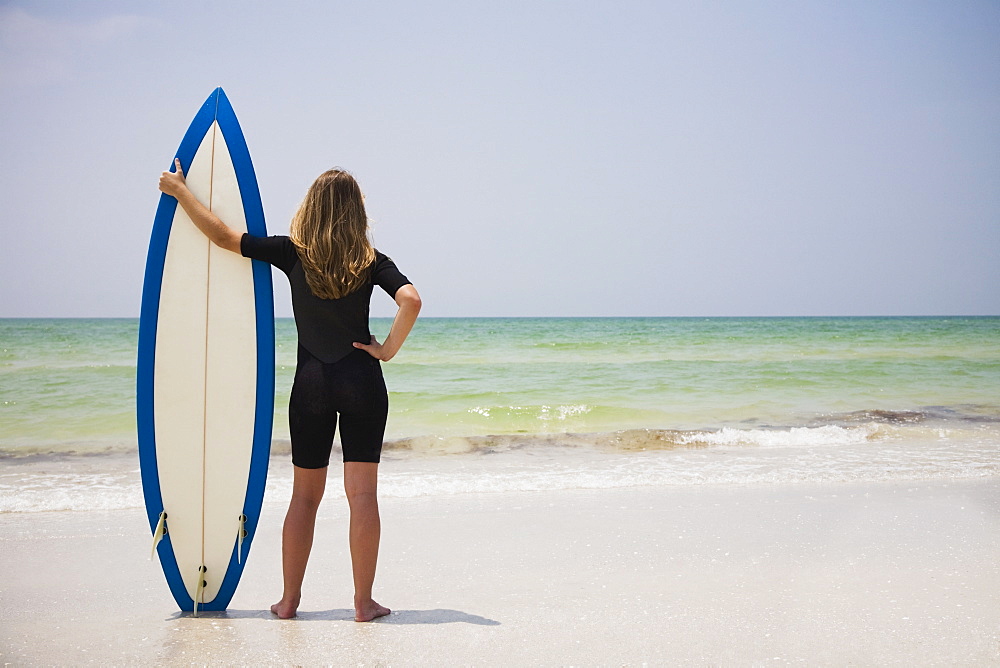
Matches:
[[354, 285, 421, 362], [354, 335, 389, 361], [156, 158, 243, 253], [159, 158, 189, 198]]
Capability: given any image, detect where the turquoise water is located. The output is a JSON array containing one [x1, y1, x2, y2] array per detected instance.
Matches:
[[2, 317, 998, 512], [1, 317, 998, 451], [381, 316, 1000, 437]]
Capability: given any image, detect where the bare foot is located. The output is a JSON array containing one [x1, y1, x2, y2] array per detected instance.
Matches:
[[270, 597, 300, 619], [355, 598, 390, 622]]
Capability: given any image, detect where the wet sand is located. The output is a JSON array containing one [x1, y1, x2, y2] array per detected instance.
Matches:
[[2, 478, 999, 665]]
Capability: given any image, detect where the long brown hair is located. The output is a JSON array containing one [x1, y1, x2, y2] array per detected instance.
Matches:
[[289, 169, 376, 299]]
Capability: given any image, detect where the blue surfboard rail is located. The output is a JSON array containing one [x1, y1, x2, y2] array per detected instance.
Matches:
[[137, 88, 274, 613]]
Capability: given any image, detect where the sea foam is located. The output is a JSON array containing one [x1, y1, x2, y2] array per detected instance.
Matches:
[[3, 423, 997, 512]]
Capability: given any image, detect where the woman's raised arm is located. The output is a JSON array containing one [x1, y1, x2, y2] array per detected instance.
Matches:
[[159, 158, 243, 254]]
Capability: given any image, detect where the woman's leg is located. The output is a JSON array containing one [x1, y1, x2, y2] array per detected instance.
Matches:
[[271, 465, 328, 619], [344, 461, 390, 621]]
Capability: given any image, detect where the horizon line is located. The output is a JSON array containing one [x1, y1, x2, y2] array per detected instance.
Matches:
[[1, 314, 998, 320]]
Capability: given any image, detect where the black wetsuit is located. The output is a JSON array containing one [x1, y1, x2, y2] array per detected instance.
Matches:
[[241, 234, 411, 466]]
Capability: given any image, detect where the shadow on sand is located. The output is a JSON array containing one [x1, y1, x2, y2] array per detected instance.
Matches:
[[169, 608, 500, 625]]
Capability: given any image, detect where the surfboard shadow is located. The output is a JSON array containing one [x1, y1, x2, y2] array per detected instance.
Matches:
[[166, 609, 274, 621]]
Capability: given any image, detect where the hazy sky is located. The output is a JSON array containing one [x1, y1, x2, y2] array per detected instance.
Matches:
[[1, 1, 997, 317]]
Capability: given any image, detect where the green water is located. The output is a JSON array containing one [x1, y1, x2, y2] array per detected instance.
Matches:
[[1, 317, 998, 452], [377, 316, 1000, 437]]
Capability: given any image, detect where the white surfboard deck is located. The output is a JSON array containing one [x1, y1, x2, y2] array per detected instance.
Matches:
[[138, 88, 273, 613]]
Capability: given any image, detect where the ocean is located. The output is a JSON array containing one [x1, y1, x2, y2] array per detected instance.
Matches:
[[1, 316, 998, 512]]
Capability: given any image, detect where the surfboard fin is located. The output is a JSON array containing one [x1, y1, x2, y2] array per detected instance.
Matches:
[[194, 565, 207, 617], [150, 511, 168, 560], [237, 514, 248, 564]]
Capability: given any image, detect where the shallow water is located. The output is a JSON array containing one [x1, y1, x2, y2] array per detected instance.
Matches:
[[1, 317, 998, 511]]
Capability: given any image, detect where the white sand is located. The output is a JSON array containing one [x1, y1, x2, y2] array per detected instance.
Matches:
[[2, 477, 999, 666]]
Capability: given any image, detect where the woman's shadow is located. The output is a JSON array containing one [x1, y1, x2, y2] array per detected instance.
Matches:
[[182, 609, 500, 625], [302, 609, 500, 625]]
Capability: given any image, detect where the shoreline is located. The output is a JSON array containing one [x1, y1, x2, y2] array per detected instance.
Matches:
[[4, 433, 1000, 515], [2, 476, 998, 665]]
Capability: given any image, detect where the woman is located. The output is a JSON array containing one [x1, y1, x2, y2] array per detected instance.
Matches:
[[159, 162, 421, 622]]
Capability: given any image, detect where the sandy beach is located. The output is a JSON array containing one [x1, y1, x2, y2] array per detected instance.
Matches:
[[2, 475, 998, 666]]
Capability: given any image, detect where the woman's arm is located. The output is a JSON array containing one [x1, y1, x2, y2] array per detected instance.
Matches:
[[159, 158, 243, 254], [354, 284, 422, 362]]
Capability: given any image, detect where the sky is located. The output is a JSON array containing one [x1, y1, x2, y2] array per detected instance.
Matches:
[[1, 0, 998, 317]]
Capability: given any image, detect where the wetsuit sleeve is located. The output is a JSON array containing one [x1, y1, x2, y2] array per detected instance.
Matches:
[[240, 234, 298, 274], [371, 251, 412, 298]]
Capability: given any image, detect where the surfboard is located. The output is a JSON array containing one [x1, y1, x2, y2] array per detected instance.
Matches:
[[137, 87, 274, 614]]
